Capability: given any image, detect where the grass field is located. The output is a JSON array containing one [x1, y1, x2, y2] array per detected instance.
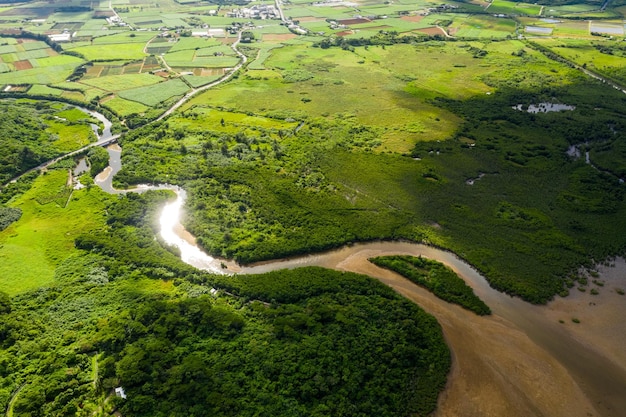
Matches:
[[67, 34, 149, 61], [0, 170, 108, 295], [164, 48, 239, 68], [0, 55, 82, 84], [488, 0, 542, 15], [103, 96, 150, 116], [117, 77, 188, 106], [45, 120, 96, 152], [27, 84, 64, 96], [532, 37, 626, 83], [174, 106, 299, 133], [187, 42, 493, 151], [450, 14, 517, 38], [78, 73, 162, 91], [181, 74, 222, 87]]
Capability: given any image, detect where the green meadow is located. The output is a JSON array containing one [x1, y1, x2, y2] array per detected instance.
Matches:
[[0, 169, 108, 295]]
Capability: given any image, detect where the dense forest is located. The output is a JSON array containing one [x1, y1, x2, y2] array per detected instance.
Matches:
[[0, 100, 98, 184], [0, 188, 450, 417], [113, 74, 626, 304], [369, 255, 491, 315], [0, 101, 56, 183]]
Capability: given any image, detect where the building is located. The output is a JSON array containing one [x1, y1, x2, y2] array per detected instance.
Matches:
[[114, 387, 127, 399]]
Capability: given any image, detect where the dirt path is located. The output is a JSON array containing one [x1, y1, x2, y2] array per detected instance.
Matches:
[[156, 31, 248, 122], [5, 383, 25, 417]]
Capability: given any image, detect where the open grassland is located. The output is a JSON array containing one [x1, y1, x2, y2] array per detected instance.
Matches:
[[187, 41, 549, 151], [186, 43, 479, 151], [176, 106, 299, 133], [0, 170, 108, 295], [247, 44, 285, 70], [45, 120, 95, 153]]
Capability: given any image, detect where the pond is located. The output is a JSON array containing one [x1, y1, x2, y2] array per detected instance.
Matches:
[[513, 102, 575, 113]]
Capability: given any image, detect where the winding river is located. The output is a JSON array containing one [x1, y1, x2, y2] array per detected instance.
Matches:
[[88, 108, 626, 416]]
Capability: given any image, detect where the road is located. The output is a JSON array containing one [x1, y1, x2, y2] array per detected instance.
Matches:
[[4, 29, 248, 187], [156, 31, 248, 121]]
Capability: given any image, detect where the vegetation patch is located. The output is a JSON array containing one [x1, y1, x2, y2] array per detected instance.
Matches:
[[370, 255, 491, 315], [117, 78, 189, 106], [0, 189, 450, 416]]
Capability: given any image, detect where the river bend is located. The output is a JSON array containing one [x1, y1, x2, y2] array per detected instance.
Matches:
[[87, 107, 626, 417]]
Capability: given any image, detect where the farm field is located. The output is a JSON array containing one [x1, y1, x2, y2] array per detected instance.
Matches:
[[487, 0, 542, 16], [533, 37, 626, 84], [0, 0, 615, 122]]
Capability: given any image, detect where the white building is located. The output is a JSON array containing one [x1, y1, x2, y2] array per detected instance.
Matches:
[[115, 387, 127, 399]]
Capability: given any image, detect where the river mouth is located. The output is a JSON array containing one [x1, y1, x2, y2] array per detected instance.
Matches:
[[155, 192, 626, 417]]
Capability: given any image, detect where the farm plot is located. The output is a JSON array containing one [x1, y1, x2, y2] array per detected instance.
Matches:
[[15, 48, 50, 60], [13, 60, 33, 70], [351, 17, 431, 33], [142, 55, 162, 72], [168, 37, 222, 53], [20, 40, 50, 51], [67, 42, 147, 61], [51, 21, 83, 31], [543, 3, 609, 17], [103, 96, 150, 116], [27, 84, 64, 96], [146, 37, 175, 55], [0, 55, 83, 84], [165, 49, 239, 68], [590, 22, 624, 36], [0, 44, 16, 54], [78, 73, 163, 92], [488, 0, 542, 16], [449, 14, 516, 38], [195, 44, 235, 57], [181, 74, 222, 88], [117, 78, 188, 106]]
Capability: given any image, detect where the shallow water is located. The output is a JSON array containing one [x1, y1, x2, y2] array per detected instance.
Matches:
[[157, 191, 626, 416], [513, 103, 576, 113]]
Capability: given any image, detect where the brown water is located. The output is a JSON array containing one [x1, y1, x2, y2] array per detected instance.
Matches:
[[97, 154, 626, 417], [158, 193, 626, 416]]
